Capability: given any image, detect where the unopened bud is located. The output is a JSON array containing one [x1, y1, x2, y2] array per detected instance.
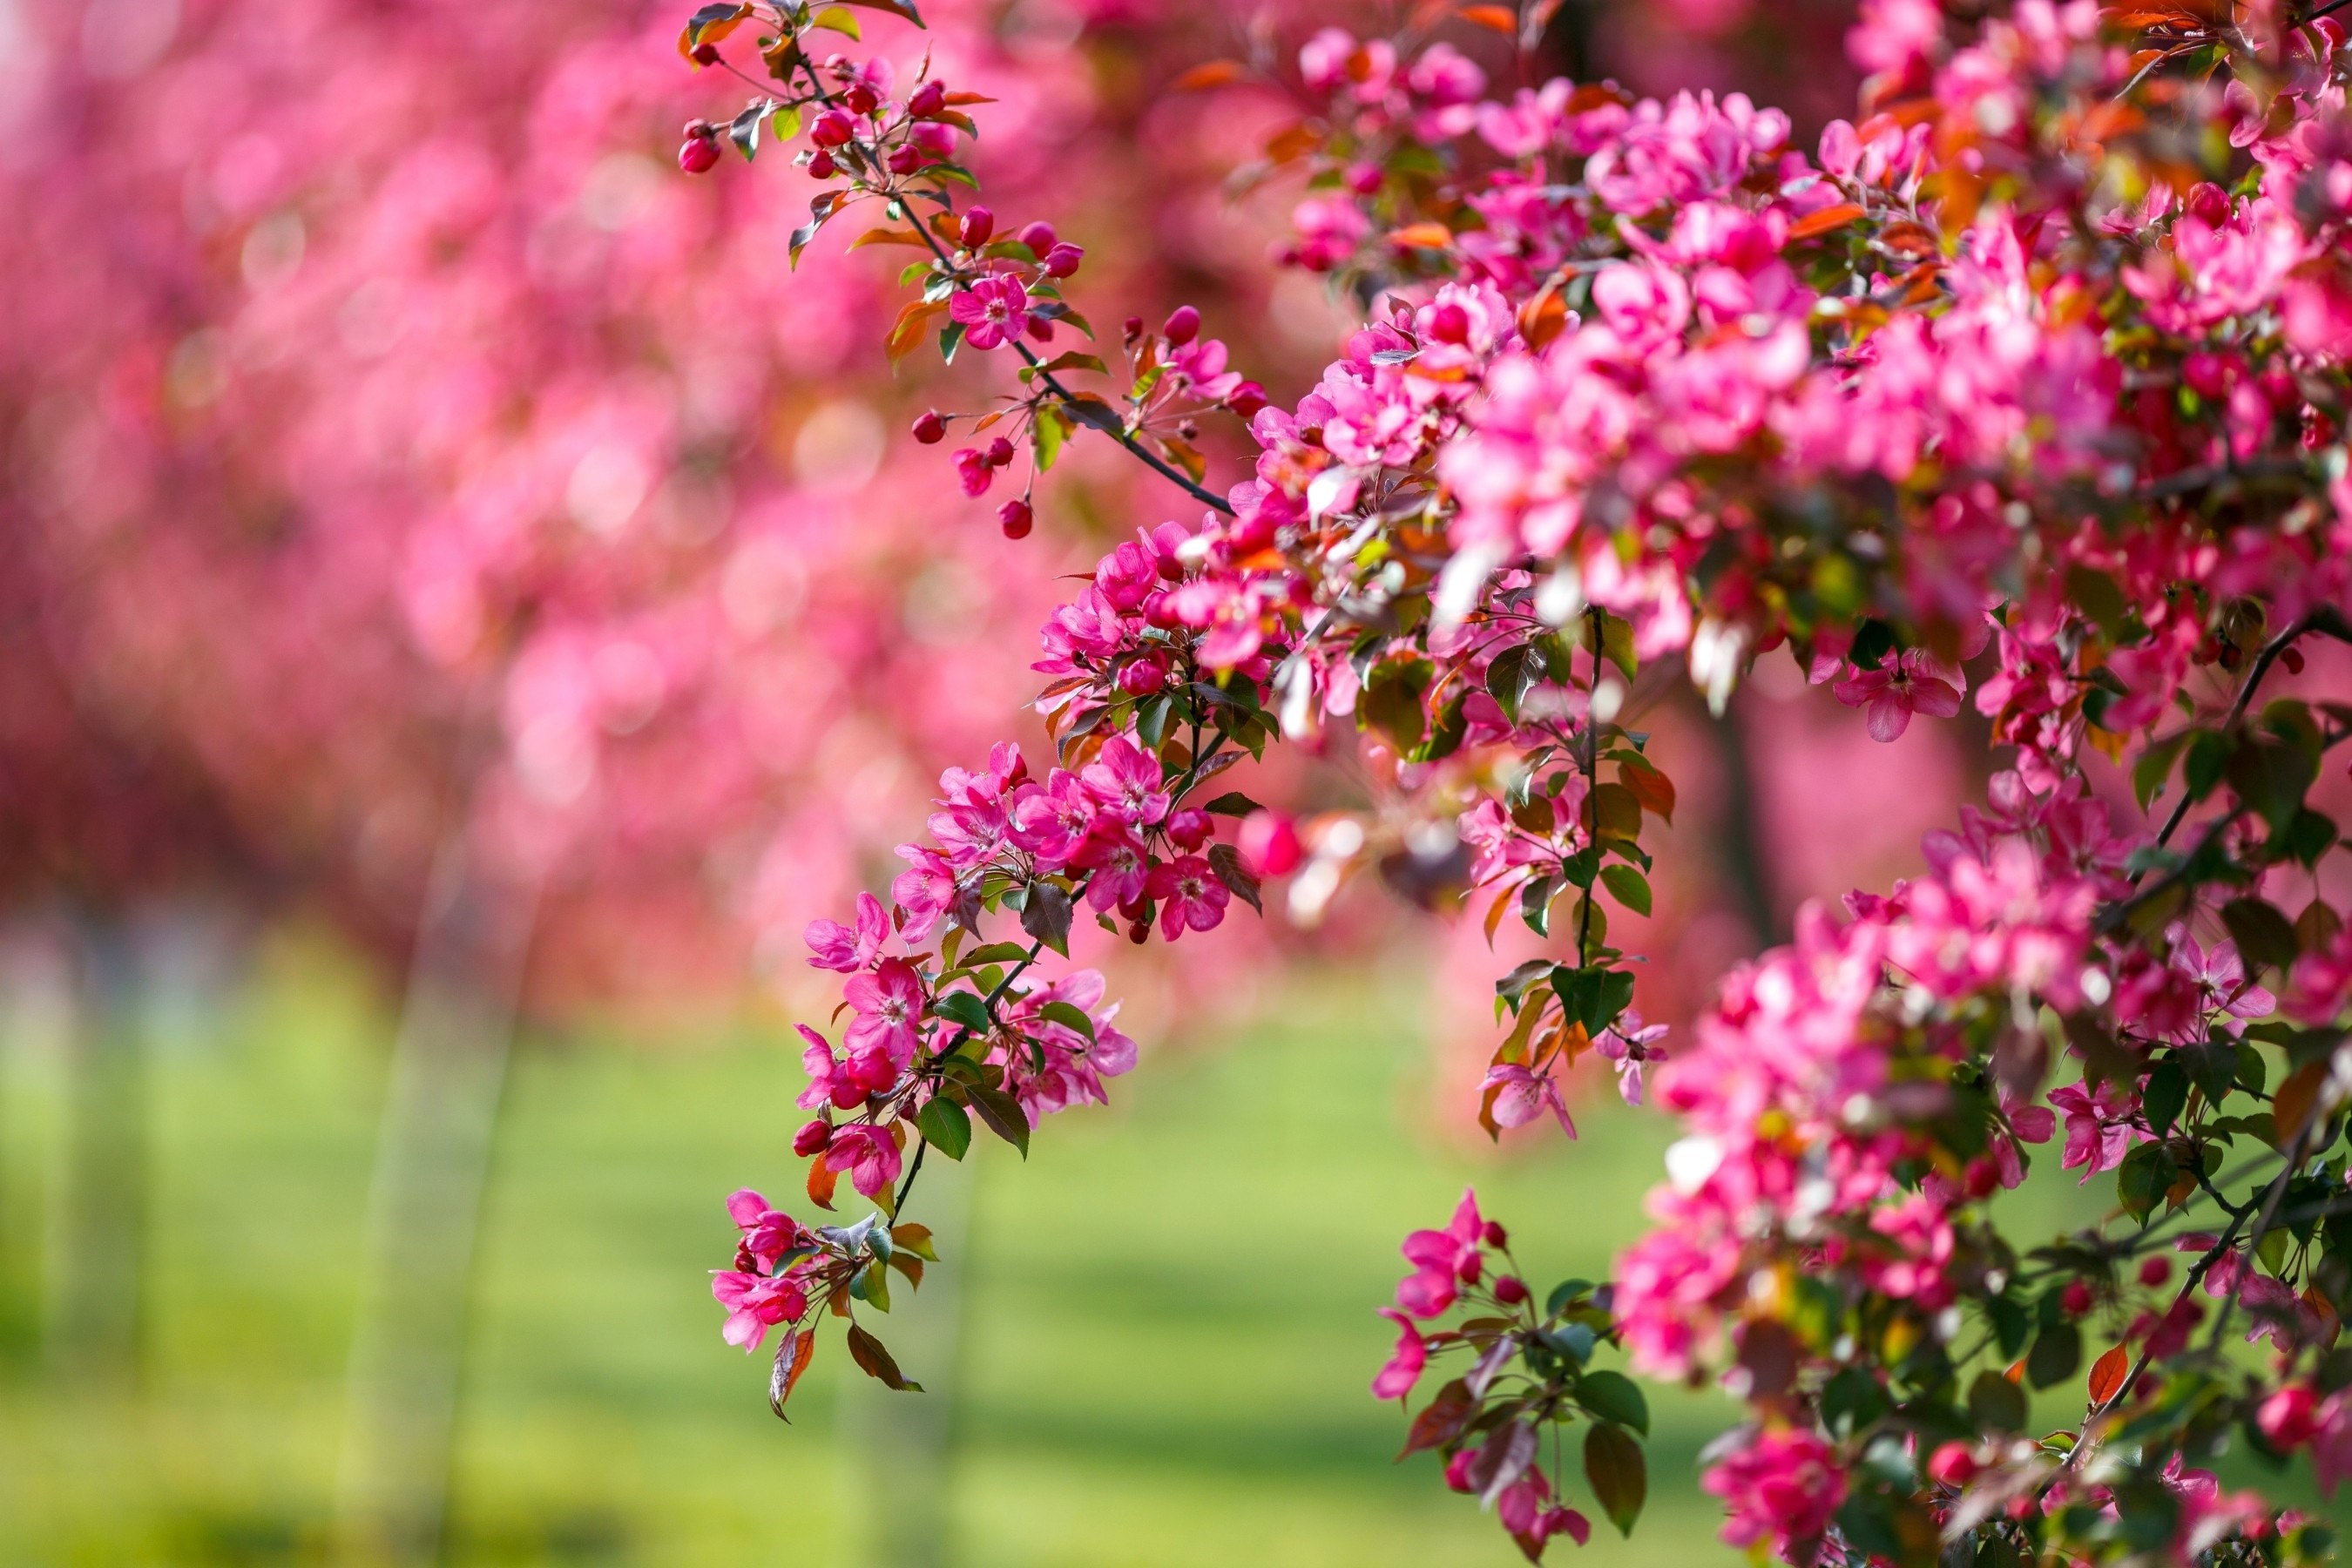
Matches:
[[958, 206, 995, 247], [678, 134, 721, 175], [809, 149, 839, 179], [1493, 1274, 1529, 1305], [1428, 301, 1470, 344], [997, 498, 1033, 538], [984, 436, 1015, 467], [1163, 304, 1200, 346], [792, 1119, 833, 1157], [911, 409, 947, 444], [1927, 1442, 1977, 1488], [908, 80, 947, 118], [1043, 241, 1085, 278]]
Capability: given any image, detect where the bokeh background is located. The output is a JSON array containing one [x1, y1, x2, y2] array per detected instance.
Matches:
[[0, 0, 2223, 1562]]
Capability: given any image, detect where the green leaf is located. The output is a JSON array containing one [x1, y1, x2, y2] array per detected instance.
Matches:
[[728, 101, 769, 160], [1598, 612, 1637, 681], [1968, 1368, 2028, 1433], [1037, 999, 1096, 1040], [1207, 843, 1264, 915], [961, 941, 1031, 966], [1019, 880, 1074, 956], [967, 1084, 1030, 1157], [1200, 791, 1262, 817], [2133, 733, 2189, 812], [914, 1096, 971, 1160], [2142, 1058, 2191, 1139], [2027, 1321, 2081, 1389], [930, 990, 992, 1036], [809, 4, 862, 37], [2221, 896, 2300, 976], [1582, 1422, 1646, 1537], [1598, 863, 1652, 918], [2183, 728, 2230, 800], [1574, 1369, 1649, 1435]]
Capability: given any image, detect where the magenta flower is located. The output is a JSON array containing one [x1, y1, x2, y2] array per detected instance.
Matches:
[[2180, 936, 2276, 1034], [2048, 1079, 2149, 1184], [725, 1188, 802, 1271], [1145, 855, 1230, 942], [843, 956, 926, 1069], [823, 1124, 904, 1200], [1076, 825, 1152, 912], [1395, 1189, 1484, 1318], [804, 890, 888, 973], [1006, 770, 1097, 867], [1370, 1307, 1427, 1401], [711, 1269, 808, 1352], [1078, 734, 1172, 825], [1702, 1428, 1845, 1558], [1480, 1060, 1574, 1135], [1833, 647, 1965, 742], [950, 275, 1031, 350]]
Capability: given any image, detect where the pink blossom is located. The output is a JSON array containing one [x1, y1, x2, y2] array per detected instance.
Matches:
[[950, 275, 1031, 350], [1079, 735, 1173, 825], [1395, 1190, 1484, 1319], [843, 957, 927, 1068], [2048, 1079, 2148, 1183], [712, 1269, 808, 1352], [1832, 649, 1965, 742], [805, 890, 889, 972], [1702, 1428, 1846, 1558], [1146, 855, 1230, 941], [1370, 1307, 1428, 1400], [822, 1124, 904, 1200]]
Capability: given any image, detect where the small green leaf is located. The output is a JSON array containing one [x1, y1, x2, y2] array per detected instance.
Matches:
[[2142, 1058, 2191, 1139], [1583, 1422, 1646, 1537], [1598, 863, 1652, 918], [2221, 896, 2300, 977], [2027, 1322, 2081, 1389], [1200, 791, 1262, 817], [931, 990, 992, 1036], [914, 1096, 971, 1160], [1574, 1369, 1649, 1435], [967, 1084, 1030, 1157], [1037, 1000, 1096, 1040]]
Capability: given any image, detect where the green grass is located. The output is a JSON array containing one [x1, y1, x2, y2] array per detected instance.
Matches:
[[0, 929, 1742, 1565], [6, 928, 2335, 1565]]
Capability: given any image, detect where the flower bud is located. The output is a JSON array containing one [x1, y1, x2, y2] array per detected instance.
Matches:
[[1116, 655, 1168, 696], [792, 1119, 833, 1157], [1017, 220, 1058, 253], [908, 80, 947, 118], [678, 134, 721, 175], [1239, 811, 1303, 877], [692, 42, 720, 64], [984, 436, 1015, 468], [1124, 314, 1146, 341], [1344, 161, 1382, 195], [1927, 1442, 1977, 1488], [1428, 301, 1470, 344], [2061, 1279, 2095, 1315], [1163, 304, 1200, 346], [997, 499, 1033, 538], [810, 109, 856, 148], [1443, 1450, 1478, 1493], [1227, 382, 1269, 418], [2138, 1255, 2171, 1288], [843, 82, 879, 117], [1043, 241, 1085, 278], [1168, 808, 1213, 851], [1493, 1274, 1529, 1305], [882, 145, 918, 175], [2260, 1385, 2321, 1449], [911, 409, 947, 444], [1483, 1220, 1508, 1247], [959, 206, 995, 247], [1126, 919, 1150, 944]]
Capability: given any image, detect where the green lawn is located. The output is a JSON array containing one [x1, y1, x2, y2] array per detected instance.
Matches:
[[0, 928, 1740, 1565], [1, 926, 2335, 1565]]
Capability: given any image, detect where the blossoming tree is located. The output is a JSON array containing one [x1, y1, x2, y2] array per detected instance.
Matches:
[[686, 0, 2352, 1559]]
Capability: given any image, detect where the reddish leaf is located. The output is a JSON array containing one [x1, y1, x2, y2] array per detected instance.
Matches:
[[1788, 202, 1866, 240], [1171, 59, 1248, 91], [2086, 1342, 2130, 1407], [1398, 1378, 1476, 1458], [806, 1154, 840, 1210], [1387, 222, 1456, 251], [1457, 3, 1520, 32], [767, 1328, 815, 1421], [846, 1323, 924, 1390]]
